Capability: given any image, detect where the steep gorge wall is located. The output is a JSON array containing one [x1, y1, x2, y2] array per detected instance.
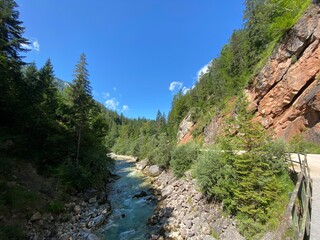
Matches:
[[247, 3, 320, 143]]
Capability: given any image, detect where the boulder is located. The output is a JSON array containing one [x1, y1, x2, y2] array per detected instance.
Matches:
[[30, 211, 42, 221], [84, 189, 99, 202], [136, 159, 148, 170], [88, 197, 97, 204], [74, 205, 81, 215], [86, 233, 100, 240], [132, 190, 148, 198], [161, 185, 173, 198], [147, 165, 162, 177]]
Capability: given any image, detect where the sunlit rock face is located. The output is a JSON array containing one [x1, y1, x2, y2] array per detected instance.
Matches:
[[247, 4, 320, 143]]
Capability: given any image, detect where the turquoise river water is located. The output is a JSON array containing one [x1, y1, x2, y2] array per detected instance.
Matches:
[[97, 159, 156, 239]]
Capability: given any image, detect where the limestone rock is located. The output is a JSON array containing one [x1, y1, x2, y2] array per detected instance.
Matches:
[[177, 112, 195, 143], [136, 159, 148, 170], [147, 165, 162, 177]]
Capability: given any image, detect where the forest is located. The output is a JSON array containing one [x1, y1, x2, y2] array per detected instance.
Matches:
[[0, 0, 316, 239]]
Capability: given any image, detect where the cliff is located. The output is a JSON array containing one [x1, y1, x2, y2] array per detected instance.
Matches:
[[247, 3, 320, 143]]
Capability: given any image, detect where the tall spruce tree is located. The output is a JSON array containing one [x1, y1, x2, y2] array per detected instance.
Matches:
[[0, 0, 28, 126], [69, 53, 93, 164]]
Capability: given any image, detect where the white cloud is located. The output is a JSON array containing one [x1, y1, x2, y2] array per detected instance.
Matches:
[[33, 41, 40, 52], [197, 63, 210, 81], [182, 87, 190, 95], [21, 43, 32, 50], [122, 105, 129, 112], [21, 40, 40, 52], [113, 87, 117, 91], [102, 92, 110, 99], [105, 98, 119, 110], [169, 81, 183, 92]]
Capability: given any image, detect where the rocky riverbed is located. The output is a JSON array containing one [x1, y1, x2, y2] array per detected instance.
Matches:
[[27, 189, 112, 240], [137, 159, 245, 240], [27, 155, 244, 240]]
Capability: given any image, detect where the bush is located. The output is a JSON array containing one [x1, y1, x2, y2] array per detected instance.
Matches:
[[47, 200, 64, 213], [289, 135, 320, 154], [192, 150, 236, 208], [0, 225, 25, 240], [170, 142, 200, 177]]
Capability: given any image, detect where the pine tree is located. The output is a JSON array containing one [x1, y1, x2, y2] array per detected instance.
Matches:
[[69, 53, 93, 164], [0, 0, 29, 126], [39, 59, 58, 115]]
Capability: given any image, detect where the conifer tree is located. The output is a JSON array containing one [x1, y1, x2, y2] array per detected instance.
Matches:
[[0, 0, 28, 125], [69, 53, 93, 164]]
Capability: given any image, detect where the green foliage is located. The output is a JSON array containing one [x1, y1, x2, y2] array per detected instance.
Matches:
[[167, 0, 311, 143], [0, 186, 39, 214], [170, 142, 200, 177], [0, 225, 25, 240], [193, 97, 293, 238], [47, 200, 64, 213], [192, 150, 236, 208], [289, 135, 320, 153]]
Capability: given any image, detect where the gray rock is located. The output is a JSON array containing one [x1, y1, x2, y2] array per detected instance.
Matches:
[[183, 219, 193, 229], [91, 214, 106, 228], [88, 197, 97, 204], [84, 189, 99, 202], [132, 190, 148, 198], [161, 185, 173, 197], [58, 234, 69, 240], [74, 205, 81, 214], [147, 165, 162, 176], [30, 212, 42, 221], [86, 233, 100, 240], [136, 159, 148, 170]]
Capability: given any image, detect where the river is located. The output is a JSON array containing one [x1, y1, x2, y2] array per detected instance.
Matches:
[[97, 158, 156, 240]]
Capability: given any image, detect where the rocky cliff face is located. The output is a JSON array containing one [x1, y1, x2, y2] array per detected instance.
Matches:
[[246, 3, 320, 143], [177, 113, 195, 143]]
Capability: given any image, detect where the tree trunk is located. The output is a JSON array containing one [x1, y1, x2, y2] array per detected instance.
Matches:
[[76, 129, 81, 165]]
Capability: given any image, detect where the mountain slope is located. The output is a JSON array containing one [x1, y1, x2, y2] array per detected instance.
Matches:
[[247, 4, 320, 142]]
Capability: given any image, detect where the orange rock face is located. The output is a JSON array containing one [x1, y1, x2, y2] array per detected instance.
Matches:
[[248, 4, 320, 143]]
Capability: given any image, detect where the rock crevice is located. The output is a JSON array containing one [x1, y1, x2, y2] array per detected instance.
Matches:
[[247, 3, 320, 142]]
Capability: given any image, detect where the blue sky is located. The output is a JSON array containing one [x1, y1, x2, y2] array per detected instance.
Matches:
[[17, 0, 245, 119]]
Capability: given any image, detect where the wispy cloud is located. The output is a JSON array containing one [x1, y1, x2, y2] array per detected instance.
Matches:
[[182, 87, 190, 95], [21, 40, 40, 52], [197, 62, 210, 81], [102, 91, 110, 99], [169, 81, 183, 92], [105, 98, 119, 111], [122, 105, 129, 112], [33, 41, 40, 52]]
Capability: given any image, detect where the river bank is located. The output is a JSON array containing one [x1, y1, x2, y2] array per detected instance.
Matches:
[[136, 159, 244, 240]]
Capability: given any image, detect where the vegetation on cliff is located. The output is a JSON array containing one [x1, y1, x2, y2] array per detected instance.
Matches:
[[167, 0, 312, 139], [0, 0, 317, 238]]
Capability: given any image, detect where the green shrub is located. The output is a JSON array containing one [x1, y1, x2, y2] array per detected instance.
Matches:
[[170, 142, 200, 177], [192, 150, 236, 210], [0, 225, 25, 240], [289, 135, 320, 154], [47, 200, 64, 213], [3, 187, 39, 212]]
